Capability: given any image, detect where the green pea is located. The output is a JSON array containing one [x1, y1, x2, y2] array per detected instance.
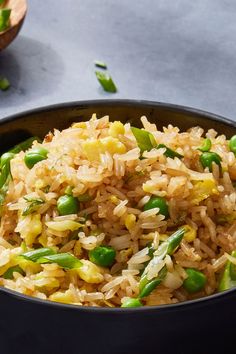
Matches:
[[143, 196, 169, 218], [183, 268, 206, 293], [229, 135, 236, 154], [24, 147, 48, 169], [121, 298, 143, 308], [57, 195, 79, 215], [200, 152, 222, 172], [89, 246, 116, 267], [197, 138, 212, 152]]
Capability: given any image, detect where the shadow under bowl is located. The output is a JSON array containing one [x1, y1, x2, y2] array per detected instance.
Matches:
[[0, 99, 235, 354]]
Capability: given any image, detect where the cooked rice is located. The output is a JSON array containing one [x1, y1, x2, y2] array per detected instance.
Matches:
[[0, 114, 236, 307]]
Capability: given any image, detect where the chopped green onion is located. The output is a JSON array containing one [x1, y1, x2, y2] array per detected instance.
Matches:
[[230, 250, 236, 280], [0, 8, 11, 32], [37, 253, 82, 269], [183, 268, 206, 293], [21, 247, 56, 262], [156, 144, 183, 159], [95, 71, 117, 93], [10, 136, 41, 154], [130, 127, 156, 153], [218, 250, 236, 291], [22, 197, 44, 216], [2, 265, 25, 279], [121, 298, 143, 308], [139, 228, 185, 296], [0, 77, 10, 90], [0, 152, 14, 188], [94, 60, 107, 69], [139, 266, 167, 298], [197, 138, 212, 152]]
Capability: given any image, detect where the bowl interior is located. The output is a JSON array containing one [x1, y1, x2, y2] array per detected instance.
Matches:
[[0, 99, 236, 310]]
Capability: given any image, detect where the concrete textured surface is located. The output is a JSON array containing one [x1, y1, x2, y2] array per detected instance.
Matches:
[[1, 0, 236, 120]]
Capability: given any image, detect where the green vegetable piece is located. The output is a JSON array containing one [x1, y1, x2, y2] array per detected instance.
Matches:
[[0, 0, 6, 5], [89, 246, 116, 267], [200, 152, 222, 172], [3, 265, 25, 279], [218, 260, 236, 292], [121, 298, 143, 308], [156, 144, 183, 159], [21, 247, 56, 262], [0, 152, 15, 188], [139, 228, 185, 293], [94, 60, 107, 69], [139, 266, 167, 298], [197, 138, 212, 152], [24, 147, 48, 169], [95, 71, 117, 93], [229, 250, 236, 281], [0, 77, 10, 90], [131, 127, 156, 153], [37, 253, 82, 270], [22, 197, 44, 216], [77, 193, 93, 202], [0, 8, 11, 32], [143, 196, 169, 218], [0, 152, 15, 168], [57, 195, 79, 215], [229, 135, 236, 155], [183, 268, 206, 293], [166, 227, 185, 255], [10, 136, 41, 154]]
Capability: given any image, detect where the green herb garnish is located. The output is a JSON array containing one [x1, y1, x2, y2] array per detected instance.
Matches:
[[22, 197, 44, 216]]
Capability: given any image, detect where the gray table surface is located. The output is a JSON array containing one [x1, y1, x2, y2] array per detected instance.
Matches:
[[1, 0, 236, 121]]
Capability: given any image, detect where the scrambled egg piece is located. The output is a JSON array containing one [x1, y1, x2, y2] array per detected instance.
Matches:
[[76, 260, 104, 283], [19, 214, 43, 246], [82, 137, 126, 162], [190, 179, 219, 205], [108, 121, 125, 138]]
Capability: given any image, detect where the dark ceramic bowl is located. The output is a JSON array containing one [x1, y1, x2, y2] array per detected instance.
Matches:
[[0, 100, 235, 354]]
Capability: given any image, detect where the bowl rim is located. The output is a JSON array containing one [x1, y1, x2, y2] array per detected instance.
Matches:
[[0, 98, 236, 313]]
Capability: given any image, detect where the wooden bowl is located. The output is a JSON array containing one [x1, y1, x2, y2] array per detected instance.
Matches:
[[0, 0, 27, 51]]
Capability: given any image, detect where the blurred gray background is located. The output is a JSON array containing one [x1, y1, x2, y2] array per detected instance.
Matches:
[[0, 0, 236, 120]]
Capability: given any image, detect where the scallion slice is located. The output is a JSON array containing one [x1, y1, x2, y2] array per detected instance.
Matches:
[[130, 127, 156, 153], [37, 253, 82, 269], [94, 60, 107, 69], [21, 247, 56, 262], [3, 265, 25, 279], [95, 71, 117, 93]]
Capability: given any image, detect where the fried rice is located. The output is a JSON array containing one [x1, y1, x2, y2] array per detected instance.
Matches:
[[0, 113, 236, 307]]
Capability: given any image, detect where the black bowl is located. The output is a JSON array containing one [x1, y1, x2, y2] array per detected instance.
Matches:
[[0, 100, 235, 354]]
